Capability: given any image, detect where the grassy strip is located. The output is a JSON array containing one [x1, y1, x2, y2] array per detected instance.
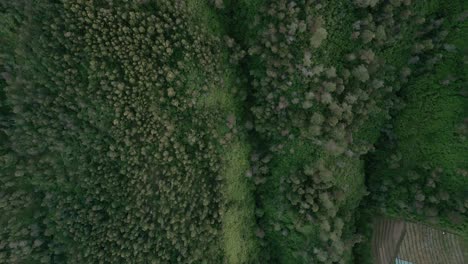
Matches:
[[187, 1, 261, 263]]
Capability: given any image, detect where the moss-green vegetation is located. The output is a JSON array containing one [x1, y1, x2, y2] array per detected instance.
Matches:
[[355, 1, 467, 262], [187, 2, 261, 262], [1, 0, 466, 263], [366, 1, 468, 235]]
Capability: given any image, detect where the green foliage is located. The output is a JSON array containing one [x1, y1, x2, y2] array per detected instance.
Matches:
[[0, 1, 248, 263], [352, 1, 467, 262], [366, 5, 468, 238], [1, 0, 466, 263], [217, 0, 418, 262]]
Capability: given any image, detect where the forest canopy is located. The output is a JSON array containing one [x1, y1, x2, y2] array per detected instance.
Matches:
[[1, 0, 466, 263]]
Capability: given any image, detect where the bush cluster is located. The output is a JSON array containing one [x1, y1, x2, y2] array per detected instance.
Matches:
[[282, 160, 363, 263], [370, 166, 468, 230], [243, 0, 410, 160]]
